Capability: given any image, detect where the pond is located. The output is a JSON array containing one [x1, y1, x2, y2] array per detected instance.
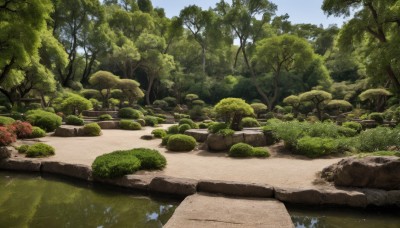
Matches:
[[0, 171, 179, 228], [288, 204, 400, 228]]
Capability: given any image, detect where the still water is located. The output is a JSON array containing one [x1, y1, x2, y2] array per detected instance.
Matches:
[[0, 171, 178, 228]]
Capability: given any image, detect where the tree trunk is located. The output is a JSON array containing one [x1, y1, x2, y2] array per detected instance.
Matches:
[[146, 76, 155, 105], [202, 46, 206, 74], [230, 113, 243, 131]]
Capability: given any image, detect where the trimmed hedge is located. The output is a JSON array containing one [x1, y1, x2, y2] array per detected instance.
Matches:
[[29, 127, 46, 138], [118, 108, 142, 119], [144, 116, 158, 127], [98, 114, 113, 121], [252, 147, 271, 158], [296, 136, 339, 158], [178, 124, 191, 134], [162, 134, 172, 146], [228, 143, 253, 158], [0, 116, 15, 126], [26, 110, 62, 132], [151, 129, 167, 138], [83, 123, 102, 136], [167, 134, 196, 152], [240, 117, 260, 128], [120, 120, 142, 130], [167, 125, 179, 134], [26, 143, 55, 158], [130, 148, 167, 170], [208, 122, 229, 134], [66, 115, 84, 126], [179, 118, 197, 128]]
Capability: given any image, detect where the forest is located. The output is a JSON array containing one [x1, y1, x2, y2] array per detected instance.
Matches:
[[1, 0, 400, 120]]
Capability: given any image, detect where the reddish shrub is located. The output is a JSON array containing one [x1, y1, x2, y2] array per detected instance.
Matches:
[[10, 121, 33, 139], [0, 127, 16, 146]]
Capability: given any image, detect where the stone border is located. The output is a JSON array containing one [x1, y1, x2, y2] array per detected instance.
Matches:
[[0, 158, 399, 208]]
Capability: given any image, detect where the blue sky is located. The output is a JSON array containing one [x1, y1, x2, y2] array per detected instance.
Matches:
[[152, 0, 347, 27]]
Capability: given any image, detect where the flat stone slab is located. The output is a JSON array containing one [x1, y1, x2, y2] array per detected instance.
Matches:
[[164, 194, 293, 228], [198, 180, 274, 198], [54, 125, 85, 137], [185, 129, 209, 142]]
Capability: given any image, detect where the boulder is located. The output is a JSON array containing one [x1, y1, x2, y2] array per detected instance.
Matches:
[[275, 187, 367, 208], [54, 125, 85, 137], [361, 189, 400, 207], [243, 131, 267, 147], [185, 129, 209, 142], [41, 161, 92, 181], [198, 180, 274, 198], [95, 174, 154, 191], [0, 146, 13, 159], [0, 158, 41, 172], [322, 156, 400, 190], [149, 176, 198, 196], [206, 131, 266, 152], [97, 121, 120, 129]]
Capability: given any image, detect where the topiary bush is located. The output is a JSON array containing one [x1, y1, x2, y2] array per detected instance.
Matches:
[[0, 126, 16, 146], [26, 110, 62, 132], [162, 134, 172, 146], [92, 151, 141, 178], [179, 118, 197, 128], [26, 143, 55, 158], [296, 137, 339, 158], [130, 148, 167, 170], [61, 95, 93, 115], [29, 127, 46, 138], [167, 134, 196, 152], [369, 112, 384, 124], [342, 121, 363, 132], [208, 122, 229, 134], [18, 144, 30, 154], [0, 116, 15, 126], [118, 108, 142, 119], [167, 125, 179, 134], [65, 115, 84, 126], [10, 121, 32, 139], [83, 123, 102, 136], [120, 120, 142, 130], [214, 98, 254, 131], [151, 129, 167, 138], [178, 124, 191, 134], [144, 116, 158, 127], [217, 129, 235, 136], [98, 114, 113, 121], [228, 143, 253, 158], [252, 147, 271, 158], [240, 117, 260, 128], [198, 123, 208, 129]]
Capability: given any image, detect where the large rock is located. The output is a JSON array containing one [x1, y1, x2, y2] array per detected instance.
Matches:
[[97, 121, 120, 129], [275, 187, 367, 208], [185, 129, 209, 142], [206, 131, 266, 152], [149, 176, 198, 196], [0, 146, 13, 159], [54, 125, 85, 137], [0, 158, 41, 172], [361, 189, 400, 207], [198, 180, 274, 198], [95, 174, 154, 191], [41, 161, 92, 181], [322, 156, 400, 190], [243, 131, 267, 147]]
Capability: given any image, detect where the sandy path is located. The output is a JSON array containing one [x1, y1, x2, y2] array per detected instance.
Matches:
[[19, 125, 342, 189]]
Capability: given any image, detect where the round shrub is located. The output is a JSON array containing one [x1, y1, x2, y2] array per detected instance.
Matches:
[[26, 143, 55, 158], [199, 123, 208, 129], [92, 151, 141, 178], [240, 117, 260, 128], [369, 112, 384, 124], [10, 121, 32, 139], [61, 95, 93, 115], [118, 108, 142, 119], [120, 120, 142, 130], [229, 143, 254, 158], [296, 136, 339, 158], [83, 123, 102, 136], [0, 126, 16, 146], [65, 115, 84, 126], [152, 129, 167, 138], [162, 134, 172, 146], [130, 148, 167, 170], [0, 116, 15, 126], [252, 147, 270, 158], [167, 134, 196, 152], [98, 114, 113, 121], [156, 117, 166, 124], [29, 127, 46, 138], [18, 145, 30, 154], [208, 122, 229, 134], [167, 125, 179, 134], [342, 121, 362, 132], [217, 129, 235, 136], [178, 124, 191, 134], [26, 110, 62, 132], [179, 118, 197, 128], [144, 116, 158, 127], [136, 119, 145, 126]]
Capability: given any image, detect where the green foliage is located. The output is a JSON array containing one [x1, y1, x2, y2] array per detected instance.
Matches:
[[65, 115, 84, 126], [29, 127, 46, 138], [92, 152, 141, 178], [144, 116, 158, 127], [327, 100, 352, 111], [61, 95, 93, 115], [118, 108, 142, 119], [353, 127, 400, 152], [283, 114, 295, 121], [98, 114, 113, 121], [179, 118, 197, 128], [178, 124, 191, 134], [83, 123, 102, 136], [26, 143, 55, 158], [296, 137, 340, 158], [252, 147, 271, 158], [162, 134, 172, 146], [359, 89, 392, 102], [208, 122, 229, 134], [0, 116, 15, 126], [26, 110, 62, 132], [136, 119, 146, 127], [120, 120, 142, 130], [369, 112, 384, 124], [228, 143, 253, 158], [151, 129, 167, 138], [18, 145, 30, 154], [217, 129, 235, 137], [163, 97, 177, 107], [214, 98, 254, 131], [167, 125, 180, 134], [342, 122, 362, 132], [240, 117, 260, 128], [129, 148, 167, 170], [357, 151, 400, 158], [251, 103, 268, 117], [153, 100, 169, 110], [167, 134, 196, 152]]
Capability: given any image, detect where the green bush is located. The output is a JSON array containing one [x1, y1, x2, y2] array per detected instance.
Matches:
[[65, 115, 84, 126], [92, 151, 141, 178], [156, 117, 165, 124], [353, 127, 400, 152], [369, 112, 384, 124], [83, 123, 102, 136], [98, 114, 113, 121], [199, 123, 208, 129], [29, 127, 46, 138], [0, 116, 15, 126], [296, 137, 339, 158], [179, 118, 197, 128], [240, 117, 260, 128], [252, 147, 271, 158], [152, 129, 167, 138], [118, 108, 142, 119], [342, 121, 362, 132], [167, 134, 196, 152], [120, 120, 142, 130], [357, 151, 400, 158], [162, 134, 172, 146], [136, 119, 145, 126], [178, 124, 191, 133], [130, 148, 167, 170], [217, 129, 235, 136], [26, 110, 62, 132], [26, 143, 55, 158], [208, 122, 229, 134], [61, 95, 93, 115], [283, 113, 295, 121], [144, 116, 158, 127], [228, 143, 253, 158], [167, 125, 179, 134], [18, 145, 30, 154]]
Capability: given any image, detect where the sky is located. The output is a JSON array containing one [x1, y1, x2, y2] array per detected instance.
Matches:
[[152, 0, 348, 28]]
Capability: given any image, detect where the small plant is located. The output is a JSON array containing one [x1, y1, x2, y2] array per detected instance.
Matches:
[[18, 145, 30, 153], [208, 122, 229, 134], [217, 129, 235, 136], [98, 114, 113, 121], [10, 121, 33, 139], [83, 123, 102, 136], [65, 115, 84, 126], [29, 127, 46, 138], [0, 116, 15, 126], [26, 143, 55, 158], [167, 134, 196, 152], [151, 129, 167, 138], [296, 137, 339, 158], [167, 125, 179, 134], [252, 147, 271, 158], [120, 120, 142, 130], [229, 143, 253, 158], [342, 121, 363, 132], [369, 112, 384, 124], [118, 108, 142, 119], [144, 116, 158, 127], [178, 124, 191, 134], [240, 117, 260, 128], [0, 126, 16, 146]]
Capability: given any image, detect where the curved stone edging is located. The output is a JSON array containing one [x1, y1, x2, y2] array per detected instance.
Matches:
[[0, 157, 399, 208]]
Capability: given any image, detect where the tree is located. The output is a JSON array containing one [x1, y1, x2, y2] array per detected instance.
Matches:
[[250, 103, 268, 118], [283, 95, 301, 117], [89, 71, 120, 109], [359, 88, 392, 112], [117, 79, 144, 106], [327, 100, 353, 115], [61, 94, 93, 115], [299, 90, 332, 120], [214, 98, 254, 131]]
